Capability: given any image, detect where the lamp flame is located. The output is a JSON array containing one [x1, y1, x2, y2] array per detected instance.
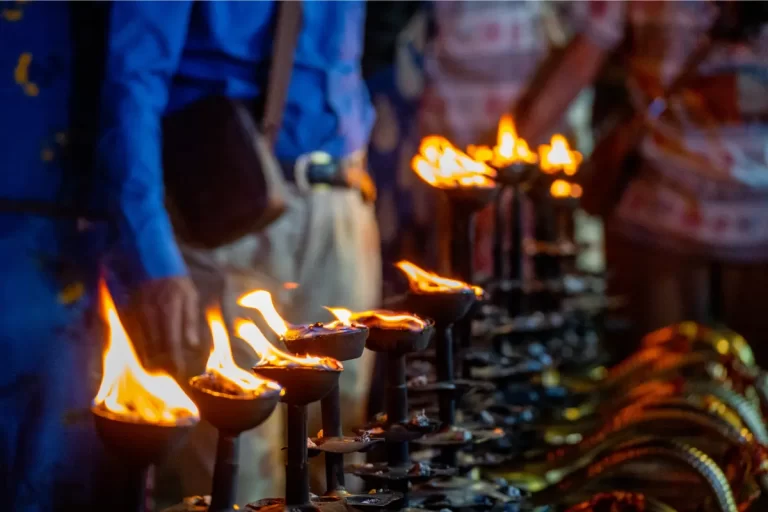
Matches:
[[203, 308, 282, 395], [395, 260, 484, 297], [412, 136, 497, 189], [238, 290, 289, 337], [329, 308, 427, 331], [550, 179, 582, 199], [93, 281, 199, 425], [468, 115, 537, 167], [236, 318, 342, 371], [539, 134, 582, 176]]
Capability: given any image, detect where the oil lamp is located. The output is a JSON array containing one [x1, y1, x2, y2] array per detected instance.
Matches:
[[239, 292, 373, 497], [468, 115, 539, 317], [91, 282, 200, 512], [188, 309, 283, 512], [412, 135, 498, 283], [395, 261, 477, 468], [533, 135, 583, 282], [236, 291, 349, 508], [342, 309, 456, 498]]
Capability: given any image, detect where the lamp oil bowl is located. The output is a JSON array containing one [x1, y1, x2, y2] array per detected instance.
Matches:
[[92, 282, 200, 512], [187, 309, 285, 512], [283, 311, 369, 363], [396, 261, 478, 326], [236, 316, 342, 508], [349, 309, 434, 355]]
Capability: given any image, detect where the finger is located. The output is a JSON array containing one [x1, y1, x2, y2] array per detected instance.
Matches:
[[183, 281, 201, 348], [164, 290, 185, 377]]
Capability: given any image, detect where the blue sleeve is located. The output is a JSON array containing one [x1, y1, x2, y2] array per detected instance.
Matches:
[[98, 1, 193, 283]]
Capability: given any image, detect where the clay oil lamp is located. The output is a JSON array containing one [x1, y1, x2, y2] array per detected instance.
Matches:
[[188, 309, 283, 512], [532, 135, 583, 282], [342, 309, 458, 493], [412, 135, 498, 283], [91, 282, 200, 512], [233, 305, 342, 511], [468, 115, 538, 312], [238, 292, 372, 498]]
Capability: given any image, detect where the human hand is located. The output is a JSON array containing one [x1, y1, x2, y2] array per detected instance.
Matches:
[[129, 275, 200, 376]]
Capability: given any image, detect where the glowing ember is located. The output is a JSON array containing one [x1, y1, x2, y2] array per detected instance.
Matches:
[[236, 318, 342, 371], [539, 134, 582, 176], [200, 308, 282, 397], [93, 281, 199, 425], [549, 179, 583, 199], [396, 260, 484, 297], [238, 290, 290, 337], [328, 308, 427, 331], [412, 135, 497, 189]]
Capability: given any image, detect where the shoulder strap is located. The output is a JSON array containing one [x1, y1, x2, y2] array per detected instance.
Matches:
[[263, 1, 303, 147]]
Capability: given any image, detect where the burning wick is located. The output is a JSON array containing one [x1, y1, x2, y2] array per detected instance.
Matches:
[[236, 319, 342, 371], [550, 179, 583, 199], [327, 308, 427, 332], [197, 308, 283, 398], [411, 135, 497, 189], [236, 290, 342, 371], [468, 114, 537, 168], [539, 134, 582, 176], [93, 281, 199, 426], [396, 260, 484, 298]]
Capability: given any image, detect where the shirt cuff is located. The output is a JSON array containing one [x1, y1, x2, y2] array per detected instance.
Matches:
[[122, 211, 188, 284]]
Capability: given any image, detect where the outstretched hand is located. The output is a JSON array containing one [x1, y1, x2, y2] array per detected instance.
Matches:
[[129, 275, 200, 376]]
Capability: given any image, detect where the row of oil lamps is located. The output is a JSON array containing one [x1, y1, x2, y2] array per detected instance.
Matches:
[[90, 260, 480, 512]]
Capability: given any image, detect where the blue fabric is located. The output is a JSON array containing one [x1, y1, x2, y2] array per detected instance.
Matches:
[[99, 0, 375, 282], [0, 216, 109, 511], [1, 4, 113, 509]]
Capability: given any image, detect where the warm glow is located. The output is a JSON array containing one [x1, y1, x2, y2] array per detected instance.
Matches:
[[204, 308, 282, 394], [329, 308, 427, 331], [93, 281, 199, 425], [396, 260, 483, 297], [238, 290, 290, 337], [539, 134, 582, 175], [411, 135, 497, 189], [283, 282, 300, 290], [325, 307, 353, 327], [468, 115, 537, 167], [236, 319, 342, 371], [549, 179, 582, 199]]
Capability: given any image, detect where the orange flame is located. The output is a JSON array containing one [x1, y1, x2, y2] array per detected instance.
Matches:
[[549, 179, 583, 199], [396, 260, 484, 297], [412, 136, 497, 189], [93, 282, 199, 425], [236, 318, 342, 371], [204, 308, 282, 394], [329, 308, 427, 331], [468, 115, 537, 167], [539, 134, 582, 175], [238, 290, 290, 337]]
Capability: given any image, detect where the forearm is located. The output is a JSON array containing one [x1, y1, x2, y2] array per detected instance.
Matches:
[[99, 1, 193, 283], [518, 34, 609, 143]]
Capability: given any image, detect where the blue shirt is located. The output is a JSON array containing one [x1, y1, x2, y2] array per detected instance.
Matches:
[[99, 0, 374, 282]]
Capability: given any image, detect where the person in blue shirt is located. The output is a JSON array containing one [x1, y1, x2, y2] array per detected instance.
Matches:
[[100, 1, 381, 504], [0, 2, 200, 510]]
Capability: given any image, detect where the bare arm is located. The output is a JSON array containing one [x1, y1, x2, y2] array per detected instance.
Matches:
[[517, 34, 609, 144]]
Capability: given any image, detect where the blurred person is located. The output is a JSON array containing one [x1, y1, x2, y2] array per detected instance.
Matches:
[[515, 1, 768, 358], [418, 1, 594, 281], [99, 1, 380, 505], [363, 1, 435, 297], [0, 2, 199, 510]]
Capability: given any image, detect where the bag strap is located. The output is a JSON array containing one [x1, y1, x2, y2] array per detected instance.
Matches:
[[262, 1, 303, 147]]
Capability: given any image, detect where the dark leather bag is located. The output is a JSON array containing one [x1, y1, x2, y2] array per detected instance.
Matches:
[[162, 2, 302, 249]]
